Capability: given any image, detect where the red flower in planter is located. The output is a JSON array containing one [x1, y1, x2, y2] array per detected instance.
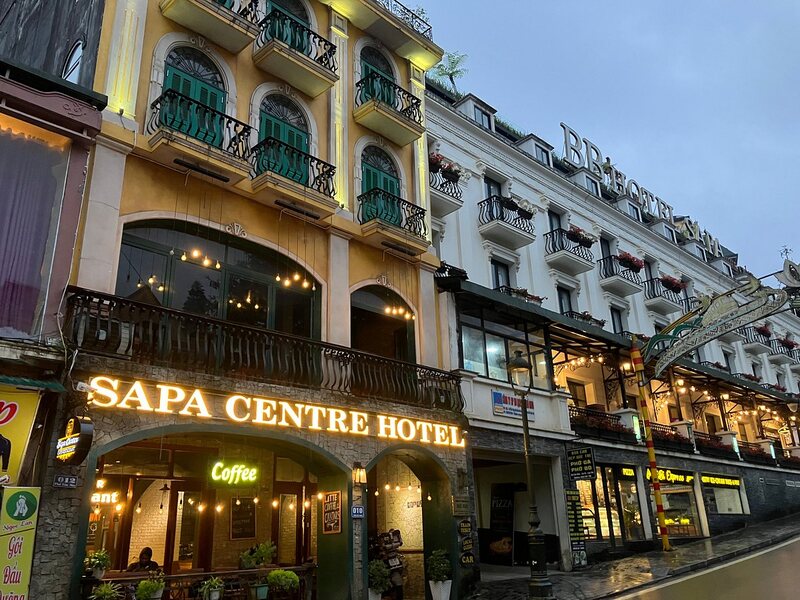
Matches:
[[659, 275, 687, 293], [778, 337, 798, 350], [616, 251, 645, 272], [650, 428, 691, 444], [755, 325, 772, 338], [694, 436, 732, 451], [742, 373, 762, 383]]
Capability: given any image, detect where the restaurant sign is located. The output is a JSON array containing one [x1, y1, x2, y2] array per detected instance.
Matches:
[[88, 376, 465, 448], [643, 467, 695, 485], [55, 415, 94, 466], [322, 491, 341, 535], [0, 487, 40, 598], [210, 461, 259, 486], [701, 474, 741, 489]]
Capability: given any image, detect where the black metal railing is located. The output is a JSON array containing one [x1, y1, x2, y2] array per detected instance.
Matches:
[[700, 360, 730, 373], [477, 195, 534, 235], [682, 296, 700, 314], [597, 256, 643, 286], [693, 431, 720, 444], [250, 137, 335, 197], [147, 89, 252, 161], [371, 0, 433, 38], [214, 0, 261, 26], [741, 326, 772, 348], [649, 422, 677, 436], [429, 170, 462, 201], [544, 228, 594, 262], [643, 278, 683, 307], [355, 72, 423, 125], [562, 311, 606, 328], [495, 286, 544, 304], [257, 9, 338, 74], [64, 288, 462, 412], [568, 406, 624, 429], [770, 339, 795, 359], [356, 188, 427, 239]]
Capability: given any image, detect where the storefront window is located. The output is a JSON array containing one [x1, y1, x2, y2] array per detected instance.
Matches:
[[576, 465, 644, 545], [646, 468, 701, 537], [701, 473, 745, 515], [0, 115, 70, 338]]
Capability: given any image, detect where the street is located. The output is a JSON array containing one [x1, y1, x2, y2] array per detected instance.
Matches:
[[620, 536, 800, 600]]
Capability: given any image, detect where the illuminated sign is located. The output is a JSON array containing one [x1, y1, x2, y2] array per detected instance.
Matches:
[[88, 377, 466, 448], [645, 467, 695, 485], [621, 467, 636, 478], [55, 416, 94, 465], [90, 491, 121, 505], [211, 461, 258, 486], [701, 474, 741, 489]]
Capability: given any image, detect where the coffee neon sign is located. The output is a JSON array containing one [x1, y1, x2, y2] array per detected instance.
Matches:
[[88, 376, 466, 448], [211, 461, 258, 485]]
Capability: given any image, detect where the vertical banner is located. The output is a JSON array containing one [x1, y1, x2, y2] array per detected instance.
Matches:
[[485, 483, 515, 565], [322, 491, 341, 534], [565, 489, 587, 567], [0, 386, 42, 486], [0, 487, 41, 598]]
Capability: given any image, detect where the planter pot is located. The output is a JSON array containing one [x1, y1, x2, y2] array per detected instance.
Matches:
[[578, 239, 594, 248], [429, 161, 442, 173], [368, 590, 383, 600], [619, 261, 642, 273], [441, 170, 460, 183], [151, 588, 165, 599], [204, 590, 222, 600], [428, 580, 452, 600], [249, 584, 269, 600], [565, 232, 582, 244], [92, 567, 106, 580]]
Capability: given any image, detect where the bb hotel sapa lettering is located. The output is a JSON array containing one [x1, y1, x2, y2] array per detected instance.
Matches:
[[88, 376, 466, 447]]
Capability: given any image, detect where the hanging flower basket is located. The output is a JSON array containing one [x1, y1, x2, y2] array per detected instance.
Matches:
[[428, 152, 444, 173], [659, 275, 686, 293], [779, 337, 798, 350], [755, 325, 773, 338], [440, 163, 461, 182], [616, 251, 644, 273], [566, 225, 595, 248]]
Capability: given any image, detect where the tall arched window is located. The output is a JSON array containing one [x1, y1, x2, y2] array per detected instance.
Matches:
[[257, 95, 310, 184], [351, 285, 415, 362], [360, 146, 401, 226], [263, 0, 311, 52], [360, 47, 395, 104], [162, 47, 226, 146], [62, 40, 84, 84]]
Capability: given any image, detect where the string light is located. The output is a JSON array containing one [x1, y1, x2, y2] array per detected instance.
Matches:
[[426, 493, 432, 501], [272, 499, 279, 508], [395, 485, 400, 492], [197, 503, 206, 512], [384, 483, 390, 491], [136, 279, 143, 288], [157, 284, 165, 292], [215, 260, 221, 269], [136, 503, 142, 514], [374, 490, 380, 496], [115, 503, 124, 513], [253, 497, 259, 505], [317, 492, 323, 500], [304, 500, 311, 509], [180, 251, 187, 261], [202, 256, 211, 267], [93, 505, 101, 515], [147, 275, 156, 285], [293, 272, 301, 282], [235, 497, 241, 506], [275, 274, 281, 282], [288, 502, 295, 511], [191, 249, 202, 259]]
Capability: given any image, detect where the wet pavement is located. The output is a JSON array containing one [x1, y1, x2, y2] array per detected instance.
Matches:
[[468, 513, 800, 600]]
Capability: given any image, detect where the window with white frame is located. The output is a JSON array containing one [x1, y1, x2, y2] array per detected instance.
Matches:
[[557, 286, 573, 314], [627, 202, 641, 221], [610, 307, 625, 335], [723, 349, 736, 372], [491, 259, 511, 289], [585, 176, 600, 196], [474, 107, 491, 129], [534, 144, 550, 165]]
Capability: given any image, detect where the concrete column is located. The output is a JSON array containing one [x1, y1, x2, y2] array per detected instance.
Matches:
[[612, 408, 640, 439], [77, 136, 131, 292], [755, 438, 777, 460], [717, 430, 740, 456], [418, 262, 438, 367], [103, 0, 148, 119], [328, 11, 349, 212], [672, 420, 694, 444], [327, 231, 350, 346]]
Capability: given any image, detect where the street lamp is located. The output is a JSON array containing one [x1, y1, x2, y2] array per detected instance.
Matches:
[[506, 350, 554, 599]]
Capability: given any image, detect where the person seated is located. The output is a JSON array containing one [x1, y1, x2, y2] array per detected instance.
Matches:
[[127, 547, 159, 572]]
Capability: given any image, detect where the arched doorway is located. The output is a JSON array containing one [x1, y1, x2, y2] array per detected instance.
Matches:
[[257, 94, 310, 184], [351, 285, 415, 362]]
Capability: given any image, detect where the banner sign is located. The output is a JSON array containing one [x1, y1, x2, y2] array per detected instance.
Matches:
[[0, 386, 42, 486], [567, 447, 596, 480], [55, 415, 93, 466], [322, 491, 341, 535], [0, 487, 40, 598], [485, 484, 514, 565], [491, 391, 534, 419], [565, 489, 587, 567], [644, 467, 695, 485], [701, 474, 741, 489]]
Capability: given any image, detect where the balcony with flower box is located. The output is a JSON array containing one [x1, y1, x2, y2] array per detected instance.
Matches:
[[544, 227, 595, 276], [791, 350, 800, 373], [643, 276, 684, 315], [356, 188, 429, 255], [477, 195, 535, 249], [562, 311, 607, 330], [597, 254, 643, 297], [769, 337, 798, 365], [495, 286, 545, 306], [568, 406, 637, 444], [650, 422, 694, 453], [741, 326, 773, 354], [739, 441, 777, 466], [159, 0, 260, 53], [249, 137, 338, 218], [354, 72, 424, 146], [693, 431, 738, 460], [428, 154, 463, 217], [145, 89, 252, 184]]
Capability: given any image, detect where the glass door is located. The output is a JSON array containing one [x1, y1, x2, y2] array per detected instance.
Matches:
[[165, 483, 208, 574]]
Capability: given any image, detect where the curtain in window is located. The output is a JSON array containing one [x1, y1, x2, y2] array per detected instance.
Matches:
[[0, 127, 67, 337]]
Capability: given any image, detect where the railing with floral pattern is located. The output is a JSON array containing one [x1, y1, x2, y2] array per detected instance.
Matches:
[[741, 326, 773, 348], [562, 311, 607, 328], [214, 0, 261, 26], [643, 278, 683, 306], [596, 256, 643, 286], [355, 71, 423, 125], [357, 189, 427, 239], [429, 170, 462, 201], [770, 338, 796, 360], [477, 195, 534, 235], [370, 0, 433, 39], [544, 228, 594, 262], [250, 137, 336, 197], [257, 9, 338, 74]]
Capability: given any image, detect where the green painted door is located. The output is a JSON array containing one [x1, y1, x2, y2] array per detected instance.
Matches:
[[361, 163, 401, 226], [260, 111, 310, 185], [265, 1, 310, 54], [360, 61, 396, 106], [163, 64, 226, 148]]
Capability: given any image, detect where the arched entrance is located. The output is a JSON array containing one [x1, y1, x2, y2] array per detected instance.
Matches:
[[366, 448, 454, 600], [351, 285, 415, 362]]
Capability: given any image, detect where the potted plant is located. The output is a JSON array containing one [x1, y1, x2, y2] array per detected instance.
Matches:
[[266, 569, 300, 600], [778, 336, 798, 350], [90, 582, 124, 600], [368, 559, 391, 600], [428, 152, 444, 173], [440, 162, 461, 183], [659, 275, 686, 293], [742, 373, 762, 383], [247, 578, 269, 600], [426, 549, 452, 600], [755, 324, 772, 338], [199, 576, 225, 600], [240, 541, 277, 569], [135, 571, 165, 600], [565, 225, 595, 248], [85, 549, 112, 580], [616, 251, 644, 273]]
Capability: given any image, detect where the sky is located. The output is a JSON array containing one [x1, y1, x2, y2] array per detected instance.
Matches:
[[419, 1, 799, 277]]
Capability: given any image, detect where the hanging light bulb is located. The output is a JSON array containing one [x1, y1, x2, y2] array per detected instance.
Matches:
[[229, 298, 234, 304], [180, 251, 187, 262], [407, 484, 413, 491], [303, 499, 311, 509], [236, 302, 242, 309], [317, 492, 323, 500], [293, 272, 301, 282], [384, 306, 391, 314], [197, 503, 206, 512], [115, 503, 124, 513], [398, 307, 405, 315], [395, 485, 400, 492], [276, 274, 282, 282], [136, 502, 142, 514], [384, 483, 390, 491], [169, 248, 175, 256], [302, 280, 310, 289], [427, 493, 432, 501], [246, 292, 252, 304], [236, 497, 242, 506], [215, 260, 221, 270], [254, 304, 260, 310], [93, 504, 101, 515], [253, 497, 259, 504], [404, 312, 412, 320], [374, 490, 379, 496], [148, 275, 156, 285], [202, 256, 212, 267], [288, 502, 295, 511], [392, 307, 398, 315], [136, 279, 143, 288], [417, 485, 421, 493], [272, 499, 279, 508], [411, 314, 416, 320], [283, 278, 291, 287], [159, 502, 164, 515], [215, 503, 223, 513], [157, 284, 165, 292], [191, 249, 202, 259]]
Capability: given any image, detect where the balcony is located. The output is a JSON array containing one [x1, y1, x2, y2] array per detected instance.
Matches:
[[249, 137, 338, 218], [64, 287, 462, 412], [693, 431, 739, 460], [428, 171, 463, 218], [682, 296, 700, 314], [741, 327, 772, 354], [317, 0, 442, 69], [252, 10, 338, 98], [353, 72, 424, 146], [562, 311, 606, 329], [792, 351, 800, 373], [477, 196, 535, 249], [356, 189, 429, 255], [543, 228, 594, 276], [568, 406, 637, 444], [650, 422, 694, 453], [159, 0, 260, 53], [145, 89, 252, 184], [597, 256, 643, 297], [739, 441, 777, 466], [718, 327, 746, 344], [643, 278, 683, 315], [769, 339, 798, 365]]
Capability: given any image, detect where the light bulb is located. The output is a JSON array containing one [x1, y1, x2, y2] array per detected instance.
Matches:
[[253, 497, 259, 504], [246, 292, 252, 304], [676, 379, 685, 387], [254, 304, 259, 310], [288, 503, 295, 511], [302, 280, 310, 289], [169, 248, 175, 256], [136, 503, 142, 514], [304, 500, 311, 509], [159, 503, 164, 514], [93, 505, 101, 515], [417, 485, 421, 493], [398, 307, 405, 315], [229, 299, 234, 304], [276, 274, 281, 282], [236, 498, 241, 506], [293, 272, 301, 281], [384, 306, 391, 314], [317, 492, 323, 500], [202, 256, 211, 267], [215, 260, 221, 269], [136, 280, 143, 288], [407, 484, 413, 491], [427, 493, 432, 501], [374, 490, 379, 496], [115, 503, 124, 513], [384, 483, 390, 491], [284, 278, 291, 287], [236, 302, 242, 309], [191, 249, 202, 259], [157, 284, 165, 292], [405, 312, 412, 320], [395, 485, 400, 492], [272, 499, 279, 508], [148, 276, 156, 285], [215, 503, 223, 513], [411, 314, 415, 320], [180, 252, 187, 261], [312, 283, 316, 291], [197, 503, 206, 512]]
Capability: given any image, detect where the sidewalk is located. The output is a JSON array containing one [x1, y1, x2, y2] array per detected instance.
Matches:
[[468, 513, 800, 600]]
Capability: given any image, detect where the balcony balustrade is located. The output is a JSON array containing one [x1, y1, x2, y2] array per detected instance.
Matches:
[[649, 422, 694, 453], [739, 440, 777, 466], [768, 339, 797, 365], [693, 431, 738, 459], [792, 350, 800, 373], [543, 228, 595, 276], [253, 9, 338, 97], [428, 170, 463, 218], [568, 406, 636, 443], [477, 195, 535, 249], [64, 287, 462, 412], [596, 256, 643, 297], [372, 0, 433, 38], [495, 286, 543, 305], [354, 72, 424, 146], [159, 0, 260, 53], [643, 278, 683, 315], [562, 311, 606, 329], [356, 189, 429, 255], [682, 296, 700, 314], [740, 327, 773, 354]]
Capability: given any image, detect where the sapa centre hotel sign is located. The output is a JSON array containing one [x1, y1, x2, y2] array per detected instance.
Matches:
[[88, 376, 466, 448], [560, 122, 722, 257]]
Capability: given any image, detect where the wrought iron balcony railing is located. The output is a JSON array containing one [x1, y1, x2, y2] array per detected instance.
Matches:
[[770, 339, 795, 359], [596, 256, 643, 285], [495, 286, 543, 304], [477, 195, 534, 234], [64, 287, 462, 412], [250, 137, 335, 197], [682, 296, 700, 314], [741, 326, 772, 348], [257, 9, 338, 74], [562, 311, 607, 329], [355, 72, 423, 125], [643, 278, 683, 306], [357, 188, 427, 239], [544, 228, 594, 262], [429, 170, 462, 200], [215, 0, 261, 25], [147, 89, 252, 161], [371, 0, 433, 39]]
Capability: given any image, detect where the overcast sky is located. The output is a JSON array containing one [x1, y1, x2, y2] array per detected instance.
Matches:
[[422, 1, 798, 277]]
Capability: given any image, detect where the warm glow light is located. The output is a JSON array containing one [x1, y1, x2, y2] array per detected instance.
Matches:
[[404, 313, 412, 320], [302, 280, 310, 289], [384, 484, 390, 491], [293, 273, 301, 281], [384, 307, 391, 314], [288, 502, 295, 510], [374, 490, 379, 496], [188, 498, 195, 505], [93, 505, 101, 515], [157, 284, 165, 292], [181, 252, 187, 261], [317, 492, 323, 500], [272, 499, 279, 508], [96, 479, 106, 489], [283, 278, 291, 287], [115, 503, 124, 513], [136, 503, 142, 514], [395, 485, 400, 492], [722, 393, 730, 400], [676, 379, 685, 387], [235, 498, 241, 506], [236, 302, 242, 309], [147, 276, 156, 285], [426, 493, 432, 501], [191, 249, 202, 259], [253, 497, 259, 504], [215, 260, 221, 269], [622, 362, 631, 370], [679, 388, 687, 394], [254, 304, 260, 310], [276, 274, 281, 282], [215, 503, 223, 513], [203, 257, 211, 267], [197, 503, 206, 512], [304, 500, 311, 509]]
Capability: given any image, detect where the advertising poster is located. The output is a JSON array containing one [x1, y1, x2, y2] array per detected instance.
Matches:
[[485, 483, 515, 565], [0, 487, 41, 598], [565, 489, 587, 567], [491, 390, 534, 420], [322, 491, 341, 534], [0, 386, 42, 486]]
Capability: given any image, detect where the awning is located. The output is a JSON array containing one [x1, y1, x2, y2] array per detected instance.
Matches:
[[0, 375, 66, 392]]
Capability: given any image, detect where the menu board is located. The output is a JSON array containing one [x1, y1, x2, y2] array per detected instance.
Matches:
[[567, 447, 596, 481], [565, 489, 587, 567], [322, 491, 341, 535], [230, 498, 257, 540]]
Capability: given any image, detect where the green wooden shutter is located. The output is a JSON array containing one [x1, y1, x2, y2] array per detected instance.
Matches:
[[163, 64, 226, 148], [259, 112, 309, 185], [361, 163, 400, 226], [266, 1, 310, 54], [360, 61, 395, 105]]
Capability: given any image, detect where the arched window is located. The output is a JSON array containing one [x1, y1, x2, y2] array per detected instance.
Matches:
[[359, 47, 395, 104], [266, 0, 309, 24], [361, 146, 399, 194], [257, 95, 310, 184], [62, 41, 84, 84], [360, 47, 393, 81], [351, 285, 415, 362], [162, 47, 226, 146]]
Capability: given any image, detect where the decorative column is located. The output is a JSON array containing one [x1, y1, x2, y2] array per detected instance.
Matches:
[[408, 63, 431, 242], [327, 230, 351, 346], [418, 261, 439, 366], [717, 430, 740, 456], [103, 0, 148, 121], [612, 408, 641, 440], [328, 10, 349, 211]]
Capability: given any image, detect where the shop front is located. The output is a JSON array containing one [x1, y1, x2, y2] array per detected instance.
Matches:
[[644, 467, 703, 539]]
